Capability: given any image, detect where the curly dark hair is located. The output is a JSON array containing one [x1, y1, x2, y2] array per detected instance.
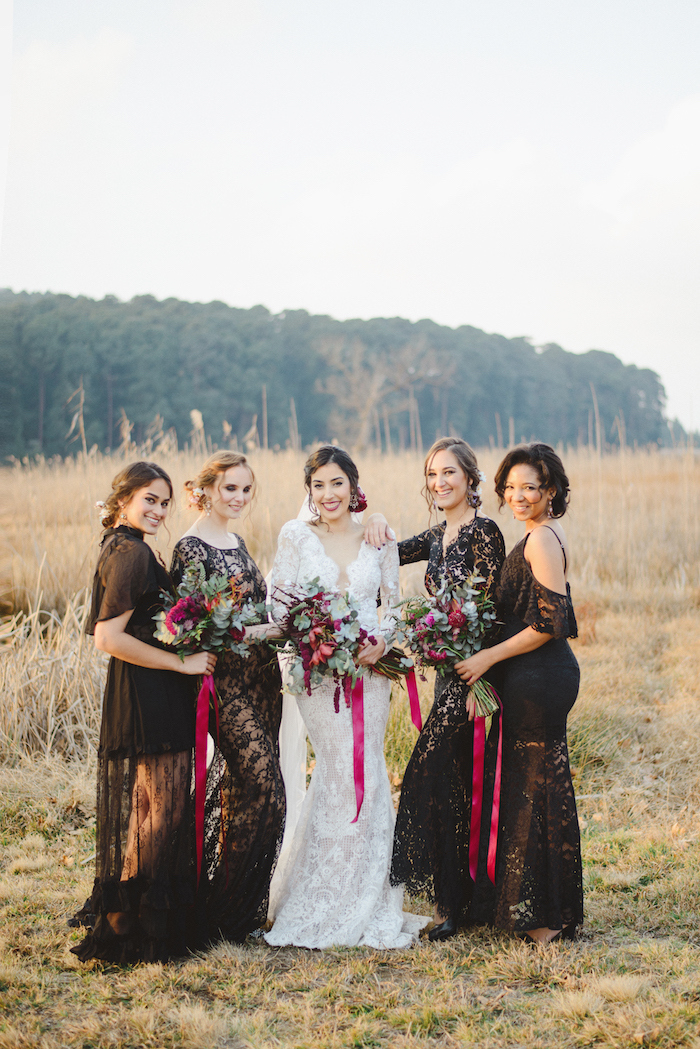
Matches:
[[494, 442, 570, 518], [100, 461, 173, 529], [303, 445, 360, 516]]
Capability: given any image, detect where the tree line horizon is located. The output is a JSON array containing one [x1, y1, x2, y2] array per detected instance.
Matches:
[[0, 287, 684, 462]]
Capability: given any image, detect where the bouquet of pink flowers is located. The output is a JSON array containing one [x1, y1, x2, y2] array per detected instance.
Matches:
[[397, 574, 500, 717], [154, 562, 263, 657], [268, 577, 412, 709]]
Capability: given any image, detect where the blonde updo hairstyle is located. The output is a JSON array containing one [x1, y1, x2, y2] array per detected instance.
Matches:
[[185, 451, 256, 513], [99, 461, 173, 529], [422, 436, 483, 518]]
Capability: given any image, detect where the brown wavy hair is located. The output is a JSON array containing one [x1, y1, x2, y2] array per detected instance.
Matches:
[[184, 451, 255, 512], [422, 436, 482, 514], [494, 442, 570, 518], [99, 461, 173, 529]]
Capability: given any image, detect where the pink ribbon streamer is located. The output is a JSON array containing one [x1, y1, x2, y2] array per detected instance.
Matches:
[[350, 677, 365, 824], [194, 672, 220, 888], [468, 690, 503, 885], [406, 669, 423, 732], [469, 716, 485, 883], [487, 693, 503, 884]]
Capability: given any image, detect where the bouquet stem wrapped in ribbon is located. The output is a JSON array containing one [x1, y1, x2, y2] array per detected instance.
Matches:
[[265, 578, 419, 822], [154, 563, 264, 885], [396, 573, 503, 884]]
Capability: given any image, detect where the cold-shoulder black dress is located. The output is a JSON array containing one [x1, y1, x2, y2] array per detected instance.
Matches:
[[390, 516, 505, 924], [492, 531, 583, 933], [170, 535, 285, 943], [71, 526, 196, 964]]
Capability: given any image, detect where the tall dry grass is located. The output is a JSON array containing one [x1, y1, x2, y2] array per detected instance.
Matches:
[[1, 444, 699, 615], [1, 444, 700, 797]]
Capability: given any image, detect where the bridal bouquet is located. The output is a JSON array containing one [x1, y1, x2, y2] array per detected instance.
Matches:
[[268, 577, 413, 709], [397, 574, 500, 717], [154, 562, 263, 657]]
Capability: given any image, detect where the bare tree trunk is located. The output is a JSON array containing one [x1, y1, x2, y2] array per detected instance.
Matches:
[[383, 405, 392, 453], [38, 371, 45, 451]]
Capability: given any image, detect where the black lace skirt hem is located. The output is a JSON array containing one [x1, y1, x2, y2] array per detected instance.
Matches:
[[69, 875, 197, 964]]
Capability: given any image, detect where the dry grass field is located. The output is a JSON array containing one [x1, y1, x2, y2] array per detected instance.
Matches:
[[1, 445, 700, 1048]]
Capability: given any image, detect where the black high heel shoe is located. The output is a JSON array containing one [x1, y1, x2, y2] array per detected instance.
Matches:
[[428, 917, 458, 942]]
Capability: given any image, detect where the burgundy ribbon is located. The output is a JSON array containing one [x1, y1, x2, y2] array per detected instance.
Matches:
[[194, 672, 220, 887], [406, 669, 422, 732], [469, 690, 503, 885], [350, 677, 365, 824]]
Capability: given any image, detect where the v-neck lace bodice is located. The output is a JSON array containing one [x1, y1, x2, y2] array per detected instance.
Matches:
[[270, 519, 400, 640]]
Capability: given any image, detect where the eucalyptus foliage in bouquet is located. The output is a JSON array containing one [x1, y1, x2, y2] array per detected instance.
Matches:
[[154, 562, 263, 658], [397, 573, 500, 717], [268, 577, 413, 710]]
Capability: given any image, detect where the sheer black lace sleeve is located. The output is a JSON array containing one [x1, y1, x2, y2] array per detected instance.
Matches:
[[170, 536, 210, 586], [498, 542, 578, 639], [398, 528, 435, 566], [467, 518, 506, 602], [87, 532, 155, 632]]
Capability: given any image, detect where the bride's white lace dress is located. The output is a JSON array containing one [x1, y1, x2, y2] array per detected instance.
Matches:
[[264, 519, 428, 949]]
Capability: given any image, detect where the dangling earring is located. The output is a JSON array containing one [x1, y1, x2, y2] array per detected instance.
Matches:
[[119, 507, 127, 523], [547, 498, 553, 519], [204, 497, 212, 517]]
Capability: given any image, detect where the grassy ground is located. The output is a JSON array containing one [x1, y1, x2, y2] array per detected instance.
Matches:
[[2, 596, 700, 1048], [1, 795, 699, 1048]]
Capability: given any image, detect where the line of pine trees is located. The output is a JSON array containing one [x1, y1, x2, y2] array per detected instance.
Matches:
[[0, 289, 669, 460]]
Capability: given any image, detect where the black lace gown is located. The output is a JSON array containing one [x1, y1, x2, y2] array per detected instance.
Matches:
[[170, 536, 285, 944], [390, 516, 505, 924], [492, 533, 583, 933], [71, 526, 197, 964]]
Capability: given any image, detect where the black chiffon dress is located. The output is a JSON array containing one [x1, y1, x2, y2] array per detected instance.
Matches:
[[390, 516, 505, 925], [71, 526, 196, 964], [492, 529, 583, 934], [170, 536, 285, 943]]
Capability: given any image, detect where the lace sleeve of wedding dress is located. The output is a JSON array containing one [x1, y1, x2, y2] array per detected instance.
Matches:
[[269, 520, 304, 621], [377, 539, 401, 644], [268, 513, 308, 920]]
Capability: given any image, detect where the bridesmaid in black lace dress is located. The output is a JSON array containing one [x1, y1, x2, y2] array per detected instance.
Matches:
[[367, 437, 505, 941], [71, 462, 216, 964], [456, 443, 583, 943], [170, 451, 285, 943]]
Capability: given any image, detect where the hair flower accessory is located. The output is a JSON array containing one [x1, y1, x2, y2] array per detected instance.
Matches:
[[478, 471, 486, 482], [350, 486, 368, 512], [188, 485, 205, 508], [95, 500, 109, 522]]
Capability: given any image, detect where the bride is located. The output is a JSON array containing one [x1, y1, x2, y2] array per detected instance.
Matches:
[[264, 446, 428, 949]]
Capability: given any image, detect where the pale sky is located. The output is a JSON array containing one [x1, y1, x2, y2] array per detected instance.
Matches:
[[1, 0, 699, 429]]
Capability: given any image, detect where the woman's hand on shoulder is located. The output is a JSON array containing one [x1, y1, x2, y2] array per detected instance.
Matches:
[[181, 651, 217, 676], [364, 513, 395, 549], [356, 635, 387, 665], [525, 526, 567, 593]]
